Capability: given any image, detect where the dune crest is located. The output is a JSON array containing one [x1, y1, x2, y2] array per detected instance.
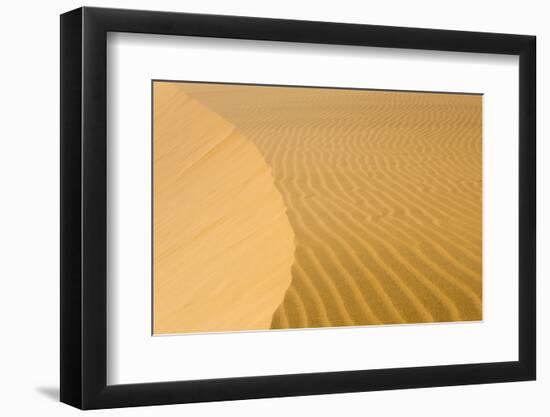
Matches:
[[153, 83, 295, 334]]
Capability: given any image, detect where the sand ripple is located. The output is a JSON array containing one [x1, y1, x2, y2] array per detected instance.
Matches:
[[161, 82, 483, 330]]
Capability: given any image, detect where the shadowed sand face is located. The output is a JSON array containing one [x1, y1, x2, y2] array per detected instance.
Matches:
[[153, 81, 482, 335]]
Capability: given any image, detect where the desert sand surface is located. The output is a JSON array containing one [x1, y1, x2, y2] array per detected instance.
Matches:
[[153, 81, 482, 334], [153, 83, 295, 334]]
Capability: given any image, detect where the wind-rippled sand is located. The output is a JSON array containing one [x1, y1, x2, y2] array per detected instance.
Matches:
[[153, 81, 482, 334]]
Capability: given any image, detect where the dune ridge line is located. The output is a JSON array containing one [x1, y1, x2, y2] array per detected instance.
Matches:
[[153, 83, 295, 334]]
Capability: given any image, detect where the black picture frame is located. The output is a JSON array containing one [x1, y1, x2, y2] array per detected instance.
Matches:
[[60, 6, 536, 410]]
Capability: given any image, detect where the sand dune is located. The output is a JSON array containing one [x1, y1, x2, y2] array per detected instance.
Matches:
[[154, 81, 482, 333], [153, 83, 295, 334]]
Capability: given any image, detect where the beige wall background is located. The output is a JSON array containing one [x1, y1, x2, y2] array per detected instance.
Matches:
[[0, 0, 545, 415]]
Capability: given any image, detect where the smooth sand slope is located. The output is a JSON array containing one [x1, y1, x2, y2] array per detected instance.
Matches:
[[153, 83, 295, 334], [154, 81, 482, 333]]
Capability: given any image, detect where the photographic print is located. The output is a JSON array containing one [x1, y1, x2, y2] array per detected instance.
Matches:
[[61, 8, 536, 408], [152, 81, 482, 335]]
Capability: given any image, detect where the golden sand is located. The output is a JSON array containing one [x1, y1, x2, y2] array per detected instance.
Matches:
[[153, 83, 295, 334], [153, 81, 482, 334]]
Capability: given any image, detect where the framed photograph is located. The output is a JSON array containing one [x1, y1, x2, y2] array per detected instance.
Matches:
[[60, 6, 536, 409]]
